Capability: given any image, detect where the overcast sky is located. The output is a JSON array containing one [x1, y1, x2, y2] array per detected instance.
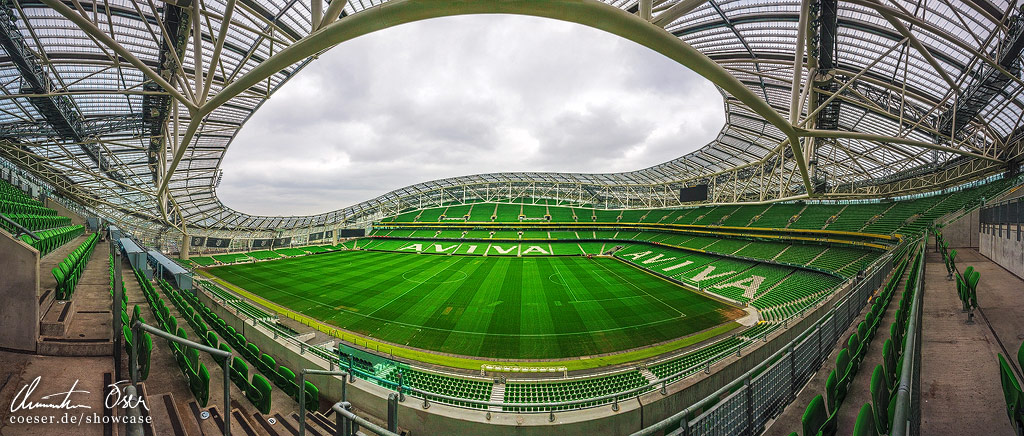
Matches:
[[218, 15, 724, 216]]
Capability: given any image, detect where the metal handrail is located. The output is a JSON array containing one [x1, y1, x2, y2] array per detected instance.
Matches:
[[891, 232, 927, 436], [332, 401, 400, 436], [0, 212, 40, 240], [298, 369, 350, 436], [131, 320, 233, 436]]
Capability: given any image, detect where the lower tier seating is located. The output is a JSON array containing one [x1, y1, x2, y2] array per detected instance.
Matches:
[[503, 371, 648, 412]]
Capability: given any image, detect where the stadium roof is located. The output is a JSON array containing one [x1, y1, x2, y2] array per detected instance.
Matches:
[[0, 0, 1021, 243]]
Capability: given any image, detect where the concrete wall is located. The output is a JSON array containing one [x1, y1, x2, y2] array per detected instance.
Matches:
[[938, 208, 980, 248], [0, 231, 39, 352], [979, 225, 1024, 279], [44, 198, 86, 226]]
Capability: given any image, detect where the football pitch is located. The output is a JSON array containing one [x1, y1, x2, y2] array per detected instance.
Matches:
[[204, 250, 745, 360]]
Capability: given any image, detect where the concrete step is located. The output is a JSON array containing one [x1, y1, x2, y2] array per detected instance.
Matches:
[[36, 240, 113, 356], [39, 298, 75, 336]]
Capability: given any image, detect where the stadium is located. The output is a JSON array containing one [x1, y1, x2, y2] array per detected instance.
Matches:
[[0, 1, 1023, 436]]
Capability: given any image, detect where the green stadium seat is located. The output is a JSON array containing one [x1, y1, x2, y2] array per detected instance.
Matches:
[[259, 353, 277, 375], [191, 364, 210, 407], [858, 320, 871, 347], [848, 333, 862, 365], [185, 347, 200, 374], [247, 374, 272, 415], [825, 369, 840, 412], [837, 348, 853, 391], [230, 357, 248, 389], [967, 270, 980, 309], [853, 403, 878, 436], [870, 365, 890, 435], [277, 366, 297, 396], [204, 331, 218, 348], [882, 339, 896, 388], [801, 394, 836, 436], [301, 381, 319, 411], [139, 333, 152, 380], [1018, 341, 1024, 377], [244, 342, 260, 363], [998, 354, 1024, 431]]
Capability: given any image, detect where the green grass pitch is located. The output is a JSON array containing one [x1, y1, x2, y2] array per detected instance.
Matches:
[[204, 250, 745, 360]]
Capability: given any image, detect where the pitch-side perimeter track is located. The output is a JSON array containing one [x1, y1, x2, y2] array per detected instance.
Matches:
[[203, 250, 746, 362]]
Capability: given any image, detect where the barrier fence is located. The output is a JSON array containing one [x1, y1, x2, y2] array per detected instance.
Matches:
[[891, 232, 926, 436]]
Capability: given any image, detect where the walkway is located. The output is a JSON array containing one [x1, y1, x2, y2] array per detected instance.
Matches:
[[919, 248, 1022, 435]]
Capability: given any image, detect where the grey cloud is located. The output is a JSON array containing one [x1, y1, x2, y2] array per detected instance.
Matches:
[[218, 15, 725, 216]]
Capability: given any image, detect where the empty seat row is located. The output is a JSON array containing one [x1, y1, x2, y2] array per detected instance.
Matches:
[[131, 269, 210, 407], [0, 213, 71, 233], [19, 224, 83, 256], [179, 280, 320, 414], [51, 233, 99, 300], [0, 197, 56, 217], [997, 340, 1024, 434], [504, 371, 648, 411], [795, 243, 917, 436], [936, 231, 981, 323]]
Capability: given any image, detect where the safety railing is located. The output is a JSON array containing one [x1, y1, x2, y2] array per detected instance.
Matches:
[[129, 320, 233, 436], [628, 241, 901, 436], [0, 212, 40, 240], [891, 231, 926, 436], [333, 401, 401, 436]]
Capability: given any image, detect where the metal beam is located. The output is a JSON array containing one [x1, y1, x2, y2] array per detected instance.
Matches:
[[651, 0, 708, 28], [797, 128, 1003, 163], [40, 0, 197, 111]]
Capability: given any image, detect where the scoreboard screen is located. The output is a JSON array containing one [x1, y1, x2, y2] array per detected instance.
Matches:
[[679, 185, 709, 202], [189, 236, 206, 247], [251, 239, 272, 249], [338, 228, 365, 237]]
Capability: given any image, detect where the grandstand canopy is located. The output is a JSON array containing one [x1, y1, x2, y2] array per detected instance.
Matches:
[[1, 0, 1021, 246]]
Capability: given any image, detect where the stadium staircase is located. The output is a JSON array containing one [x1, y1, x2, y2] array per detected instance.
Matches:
[[119, 264, 340, 436], [0, 177, 116, 356]]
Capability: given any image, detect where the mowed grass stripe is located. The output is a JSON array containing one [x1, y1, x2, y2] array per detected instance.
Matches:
[[205, 251, 744, 359]]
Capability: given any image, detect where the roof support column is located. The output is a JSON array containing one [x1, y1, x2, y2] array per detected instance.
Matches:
[[180, 231, 191, 260]]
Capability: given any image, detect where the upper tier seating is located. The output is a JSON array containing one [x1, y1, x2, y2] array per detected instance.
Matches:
[[753, 204, 803, 228], [376, 177, 1015, 238]]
